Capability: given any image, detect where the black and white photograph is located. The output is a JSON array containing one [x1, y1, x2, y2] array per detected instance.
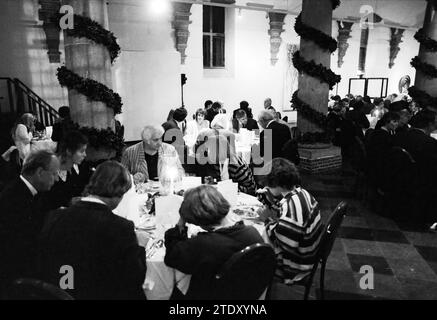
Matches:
[[0, 0, 436, 307]]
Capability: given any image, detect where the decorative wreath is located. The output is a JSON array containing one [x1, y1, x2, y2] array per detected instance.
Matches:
[[291, 1, 341, 143], [410, 22, 437, 106], [55, 12, 123, 151]]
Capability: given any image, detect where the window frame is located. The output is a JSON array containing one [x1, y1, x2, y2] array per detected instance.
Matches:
[[203, 5, 225, 69]]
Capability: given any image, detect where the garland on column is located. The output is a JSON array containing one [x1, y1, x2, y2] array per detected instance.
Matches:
[[292, 1, 341, 143], [55, 13, 124, 151], [409, 22, 437, 107]]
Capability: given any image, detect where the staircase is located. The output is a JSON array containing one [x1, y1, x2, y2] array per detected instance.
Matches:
[[0, 77, 59, 155], [0, 77, 59, 127]]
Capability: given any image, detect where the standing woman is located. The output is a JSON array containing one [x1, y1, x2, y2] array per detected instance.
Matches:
[[11, 113, 35, 161], [40, 131, 91, 213]]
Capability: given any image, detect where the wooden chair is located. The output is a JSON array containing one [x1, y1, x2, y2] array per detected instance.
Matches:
[[291, 201, 348, 300]]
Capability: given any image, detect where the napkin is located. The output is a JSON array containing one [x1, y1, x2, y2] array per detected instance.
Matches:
[[155, 194, 184, 226], [217, 180, 238, 207], [181, 176, 202, 191]]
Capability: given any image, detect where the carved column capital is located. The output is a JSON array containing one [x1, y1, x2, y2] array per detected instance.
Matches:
[[268, 12, 287, 65], [389, 28, 404, 69], [172, 2, 193, 65], [38, 0, 61, 63], [336, 21, 353, 68]]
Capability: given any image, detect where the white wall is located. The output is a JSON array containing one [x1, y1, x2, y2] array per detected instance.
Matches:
[[331, 22, 418, 98], [0, 0, 68, 110], [109, 3, 300, 141]]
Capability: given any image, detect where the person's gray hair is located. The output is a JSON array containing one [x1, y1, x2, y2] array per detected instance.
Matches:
[[22, 150, 56, 176], [141, 125, 164, 141], [258, 110, 275, 123], [211, 114, 230, 130]]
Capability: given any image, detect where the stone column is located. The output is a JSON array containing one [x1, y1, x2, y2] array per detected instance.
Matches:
[[297, 0, 333, 134], [62, 0, 114, 130], [414, 0, 437, 97]]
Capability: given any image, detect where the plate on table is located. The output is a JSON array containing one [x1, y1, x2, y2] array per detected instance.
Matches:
[[232, 205, 261, 220]]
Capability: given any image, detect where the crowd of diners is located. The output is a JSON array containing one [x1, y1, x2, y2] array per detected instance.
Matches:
[[0, 92, 435, 300], [326, 93, 437, 229]]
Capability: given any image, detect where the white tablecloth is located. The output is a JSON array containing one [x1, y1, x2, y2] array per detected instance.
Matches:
[[118, 191, 267, 300]]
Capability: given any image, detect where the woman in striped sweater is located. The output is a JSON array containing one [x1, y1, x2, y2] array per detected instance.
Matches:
[[258, 158, 324, 284]]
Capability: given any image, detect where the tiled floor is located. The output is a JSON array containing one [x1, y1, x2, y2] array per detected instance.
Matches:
[[271, 168, 437, 300]]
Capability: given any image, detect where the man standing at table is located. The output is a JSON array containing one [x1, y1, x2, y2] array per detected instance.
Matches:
[[258, 110, 292, 160], [122, 125, 185, 181]]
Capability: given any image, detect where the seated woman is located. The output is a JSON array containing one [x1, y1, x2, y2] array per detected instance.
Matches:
[[257, 158, 323, 284], [196, 114, 257, 195], [184, 108, 210, 152], [38, 161, 146, 300], [39, 130, 92, 213], [164, 185, 263, 300], [11, 113, 35, 162]]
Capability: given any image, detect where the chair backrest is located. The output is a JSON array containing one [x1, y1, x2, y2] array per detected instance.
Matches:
[[3, 278, 74, 300], [212, 243, 276, 300], [319, 202, 348, 262]]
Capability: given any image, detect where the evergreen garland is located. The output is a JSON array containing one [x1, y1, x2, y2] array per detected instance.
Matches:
[[292, 51, 341, 90], [294, 14, 338, 53], [414, 28, 437, 52], [57, 66, 122, 115], [408, 86, 437, 107], [331, 0, 341, 9], [292, 90, 328, 130], [410, 56, 437, 79]]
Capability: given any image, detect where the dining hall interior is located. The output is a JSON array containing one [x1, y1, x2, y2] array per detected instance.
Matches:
[[0, 0, 436, 301]]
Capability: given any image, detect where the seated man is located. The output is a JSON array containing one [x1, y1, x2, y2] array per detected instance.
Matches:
[[258, 110, 291, 160], [122, 125, 184, 181], [38, 161, 147, 300], [0, 150, 60, 293], [257, 158, 323, 284], [232, 109, 259, 133]]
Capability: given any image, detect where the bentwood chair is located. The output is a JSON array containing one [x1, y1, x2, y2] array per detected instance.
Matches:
[[292, 201, 348, 300], [3, 278, 74, 300], [212, 243, 276, 300]]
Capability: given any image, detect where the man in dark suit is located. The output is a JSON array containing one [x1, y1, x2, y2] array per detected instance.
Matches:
[[0, 150, 60, 293], [393, 109, 437, 228], [258, 110, 292, 161], [365, 112, 400, 190], [232, 109, 259, 133], [162, 107, 187, 140], [51, 106, 73, 142], [38, 161, 147, 300]]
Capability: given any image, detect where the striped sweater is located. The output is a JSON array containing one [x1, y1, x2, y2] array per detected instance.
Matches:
[[265, 187, 323, 284]]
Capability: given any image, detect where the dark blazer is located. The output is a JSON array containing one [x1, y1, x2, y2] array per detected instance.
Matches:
[[38, 163, 93, 213], [365, 128, 394, 187], [231, 118, 259, 133], [0, 178, 43, 289], [164, 221, 263, 299], [38, 201, 147, 300], [162, 119, 186, 143], [260, 121, 292, 160]]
